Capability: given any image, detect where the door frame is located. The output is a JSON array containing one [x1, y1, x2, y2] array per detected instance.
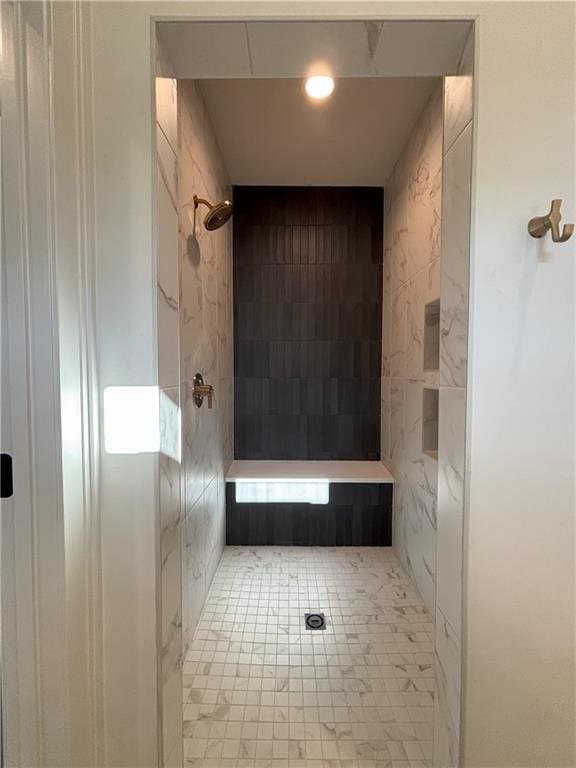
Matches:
[[152, 13, 476, 768]]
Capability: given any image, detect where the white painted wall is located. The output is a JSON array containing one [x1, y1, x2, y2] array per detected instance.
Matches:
[[25, 2, 574, 765], [463, 5, 575, 765], [90, 5, 161, 765]]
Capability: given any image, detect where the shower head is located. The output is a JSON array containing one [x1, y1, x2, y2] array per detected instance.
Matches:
[[193, 194, 233, 231]]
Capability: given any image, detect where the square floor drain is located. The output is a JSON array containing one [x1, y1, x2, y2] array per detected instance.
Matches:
[[305, 613, 326, 630]]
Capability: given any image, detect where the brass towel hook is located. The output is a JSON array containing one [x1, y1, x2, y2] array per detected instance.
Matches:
[[528, 199, 574, 243]]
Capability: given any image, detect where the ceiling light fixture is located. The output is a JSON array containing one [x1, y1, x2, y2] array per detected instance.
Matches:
[[305, 75, 335, 102]]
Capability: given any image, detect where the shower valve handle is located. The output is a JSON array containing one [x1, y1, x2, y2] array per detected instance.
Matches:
[[192, 373, 213, 409]]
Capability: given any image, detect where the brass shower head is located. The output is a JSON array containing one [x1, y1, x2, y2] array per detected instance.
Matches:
[[193, 194, 233, 231]]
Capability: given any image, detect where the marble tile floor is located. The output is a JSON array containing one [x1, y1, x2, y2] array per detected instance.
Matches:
[[183, 546, 434, 768]]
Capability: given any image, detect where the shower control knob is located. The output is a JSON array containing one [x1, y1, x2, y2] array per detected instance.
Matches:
[[192, 373, 213, 409]]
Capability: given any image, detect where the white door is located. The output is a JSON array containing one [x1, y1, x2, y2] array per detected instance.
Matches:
[[1, 2, 67, 765]]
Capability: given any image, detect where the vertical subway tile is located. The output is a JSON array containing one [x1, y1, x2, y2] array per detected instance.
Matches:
[[233, 187, 383, 460]]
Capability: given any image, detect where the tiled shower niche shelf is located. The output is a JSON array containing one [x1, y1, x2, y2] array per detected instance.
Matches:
[[226, 460, 395, 484], [422, 387, 439, 460], [424, 297, 441, 372]]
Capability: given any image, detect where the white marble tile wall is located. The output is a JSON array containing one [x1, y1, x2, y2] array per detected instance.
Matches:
[[381, 82, 443, 616], [159, 388, 184, 768], [178, 79, 234, 660], [160, 20, 473, 79], [433, 28, 474, 768], [156, 74, 184, 768], [381, 41, 473, 764]]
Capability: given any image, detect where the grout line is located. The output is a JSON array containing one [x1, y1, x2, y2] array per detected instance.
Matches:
[[244, 22, 254, 76], [443, 115, 473, 158]]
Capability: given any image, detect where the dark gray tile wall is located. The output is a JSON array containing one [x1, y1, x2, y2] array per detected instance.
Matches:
[[233, 186, 384, 461], [226, 483, 392, 546]]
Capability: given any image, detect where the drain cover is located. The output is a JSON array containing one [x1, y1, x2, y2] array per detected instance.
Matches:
[[305, 613, 326, 630]]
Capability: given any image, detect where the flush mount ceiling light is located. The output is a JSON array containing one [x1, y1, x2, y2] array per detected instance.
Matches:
[[304, 75, 335, 102]]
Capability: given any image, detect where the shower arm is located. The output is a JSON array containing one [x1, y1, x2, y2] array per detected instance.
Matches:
[[194, 195, 213, 210]]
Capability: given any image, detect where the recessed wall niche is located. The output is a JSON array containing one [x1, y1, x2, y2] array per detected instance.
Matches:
[[424, 298, 440, 371], [422, 387, 439, 459]]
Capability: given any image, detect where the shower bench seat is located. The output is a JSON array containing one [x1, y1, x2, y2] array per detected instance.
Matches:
[[225, 459, 395, 484], [225, 461, 394, 546]]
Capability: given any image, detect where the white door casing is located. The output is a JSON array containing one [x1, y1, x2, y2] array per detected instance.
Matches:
[[1, 2, 104, 766], [1, 1, 67, 765]]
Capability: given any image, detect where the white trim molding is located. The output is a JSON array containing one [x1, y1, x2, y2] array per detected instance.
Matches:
[[1, 1, 105, 765], [1, 1, 67, 764]]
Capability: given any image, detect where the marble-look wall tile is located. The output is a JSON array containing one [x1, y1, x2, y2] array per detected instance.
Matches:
[[433, 608, 461, 768], [156, 77, 178, 154], [388, 379, 405, 475], [161, 571, 182, 763], [381, 278, 392, 376], [157, 165, 180, 389], [178, 79, 232, 651], [159, 386, 182, 553], [383, 191, 394, 295], [406, 258, 442, 382], [402, 489, 437, 612], [403, 381, 437, 611], [405, 272, 424, 381], [389, 186, 410, 292], [389, 281, 407, 379], [380, 376, 391, 461], [182, 495, 206, 653], [436, 387, 466, 633], [204, 477, 225, 588], [404, 382, 437, 530], [157, 124, 178, 207], [406, 87, 443, 273], [440, 122, 472, 388], [433, 30, 473, 768], [443, 29, 474, 154], [427, 255, 441, 306], [181, 384, 204, 512], [381, 82, 442, 616], [157, 74, 182, 768]]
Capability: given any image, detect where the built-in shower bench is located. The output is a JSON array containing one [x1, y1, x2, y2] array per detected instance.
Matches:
[[225, 461, 394, 546], [225, 460, 394, 484]]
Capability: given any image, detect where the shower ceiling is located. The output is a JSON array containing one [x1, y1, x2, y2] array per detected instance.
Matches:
[[198, 76, 438, 186], [158, 19, 472, 186]]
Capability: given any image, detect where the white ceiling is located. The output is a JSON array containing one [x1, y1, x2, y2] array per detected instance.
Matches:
[[197, 77, 438, 186]]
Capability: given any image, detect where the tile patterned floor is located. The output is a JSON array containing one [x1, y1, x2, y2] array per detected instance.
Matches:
[[183, 547, 434, 768]]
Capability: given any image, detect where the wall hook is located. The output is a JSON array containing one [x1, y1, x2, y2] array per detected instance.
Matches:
[[528, 199, 574, 243]]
